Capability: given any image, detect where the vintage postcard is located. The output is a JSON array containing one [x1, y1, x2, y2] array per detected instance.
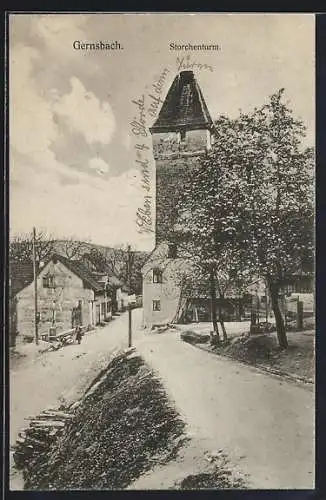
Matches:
[[8, 13, 315, 491]]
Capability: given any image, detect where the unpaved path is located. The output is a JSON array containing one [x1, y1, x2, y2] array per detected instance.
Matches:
[[134, 329, 315, 489], [10, 315, 314, 490], [10, 310, 143, 446]]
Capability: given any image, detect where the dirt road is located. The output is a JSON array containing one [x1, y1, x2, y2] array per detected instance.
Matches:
[[10, 314, 314, 490], [10, 309, 143, 446], [134, 329, 315, 489]]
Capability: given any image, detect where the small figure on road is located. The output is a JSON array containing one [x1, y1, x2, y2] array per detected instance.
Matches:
[[75, 325, 82, 345]]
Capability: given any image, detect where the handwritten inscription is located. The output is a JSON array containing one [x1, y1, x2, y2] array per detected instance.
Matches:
[[131, 96, 147, 137], [136, 196, 152, 232], [131, 67, 170, 235], [148, 94, 164, 119], [135, 143, 150, 192], [176, 54, 213, 72]]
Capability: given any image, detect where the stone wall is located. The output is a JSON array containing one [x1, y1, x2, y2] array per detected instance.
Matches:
[[152, 128, 209, 244], [156, 155, 206, 243], [152, 128, 209, 159]]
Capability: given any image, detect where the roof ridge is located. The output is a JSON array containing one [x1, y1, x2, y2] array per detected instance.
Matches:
[[53, 254, 104, 292]]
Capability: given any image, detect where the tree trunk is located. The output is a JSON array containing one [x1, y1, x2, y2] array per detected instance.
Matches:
[[218, 302, 227, 341], [209, 268, 220, 340], [268, 279, 288, 349]]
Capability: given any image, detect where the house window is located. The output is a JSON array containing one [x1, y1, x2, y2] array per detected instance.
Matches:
[[153, 269, 163, 283], [168, 244, 177, 259], [152, 300, 161, 311], [42, 275, 56, 288], [283, 284, 295, 295]]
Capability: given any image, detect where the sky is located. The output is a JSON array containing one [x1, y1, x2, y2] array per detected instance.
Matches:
[[9, 13, 315, 251]]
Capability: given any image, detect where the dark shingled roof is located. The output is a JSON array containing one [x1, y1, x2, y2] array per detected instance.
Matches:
[[80, 253, 124, 289], [150, 71, 214, 133], [9, 260, 34, 297], [10, 254, 128, 297], [11, 254, 104, 295], [55, 255, 104, 293]]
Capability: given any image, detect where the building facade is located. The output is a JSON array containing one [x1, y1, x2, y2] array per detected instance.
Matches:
[[142, 242, 192, 327], [247, 275, 314, 321], [15, 254, 111, 343]]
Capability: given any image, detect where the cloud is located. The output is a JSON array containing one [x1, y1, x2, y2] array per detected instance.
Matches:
[[10, 45, 58, 156], [54, 77, 116, 145], [89, 157, 110, 175], [30, 14, 90, 61], [10, 153, 155, 249], [10, 45, 115, 161], [9, 33, 154, 251]]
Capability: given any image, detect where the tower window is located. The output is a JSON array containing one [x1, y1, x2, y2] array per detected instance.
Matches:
[[152, 300, 161, 311], [153, 269, 163, 283]]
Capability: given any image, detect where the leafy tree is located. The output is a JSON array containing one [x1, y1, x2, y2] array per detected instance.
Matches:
[[89, 245, 146, 295], [108, 245, 146, 295], [9, 230, 55, 265], [173, 128, 253, 341], [173, 89, 313, 349], [87, 247, 109, 272], [59, 238, 90, 260], [241, 89, 314, 348]]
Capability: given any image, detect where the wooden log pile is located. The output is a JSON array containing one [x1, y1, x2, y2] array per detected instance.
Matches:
[[12, 409, 74, 471], [10, 350, 189, 490]]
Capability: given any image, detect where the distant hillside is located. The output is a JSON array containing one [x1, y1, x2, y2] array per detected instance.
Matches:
[[53, 240, 149, 261], [10, 237, 149, 295], [53, 240, 149, 295]]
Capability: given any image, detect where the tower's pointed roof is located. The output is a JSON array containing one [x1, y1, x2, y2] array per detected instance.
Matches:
[[150, 71, 214, 133]]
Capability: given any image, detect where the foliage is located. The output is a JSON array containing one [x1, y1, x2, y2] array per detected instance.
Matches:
[[88, 245, 146, 295], [58, 238, 90, 260], [174, 89, 314, 348], [9, 231, 55, 265]]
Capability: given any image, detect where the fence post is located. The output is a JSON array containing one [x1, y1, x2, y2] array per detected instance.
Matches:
[[296, 300, 304, 330]]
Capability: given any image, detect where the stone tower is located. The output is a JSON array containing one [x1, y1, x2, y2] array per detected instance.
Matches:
[[150, 70, 215, 244]]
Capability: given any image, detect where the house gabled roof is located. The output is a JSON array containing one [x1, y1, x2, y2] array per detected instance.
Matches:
[[150, 71, 214, 133], [11, 252, 128, 297], [54, 254, 104, 293], [81, 252, 125, 290], [81, 252, 109, 272], [9, 260, 34, 298], [90, 271, 123, 290]]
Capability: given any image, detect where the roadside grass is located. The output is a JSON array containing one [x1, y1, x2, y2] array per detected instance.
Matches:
[[180, 321, 314, 383], [178, 469, 245, 489], [212, 331, 314, 382]]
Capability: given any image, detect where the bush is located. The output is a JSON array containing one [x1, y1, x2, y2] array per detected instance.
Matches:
[[181, 331, 210, 345], [23, 335, 34, 344]]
